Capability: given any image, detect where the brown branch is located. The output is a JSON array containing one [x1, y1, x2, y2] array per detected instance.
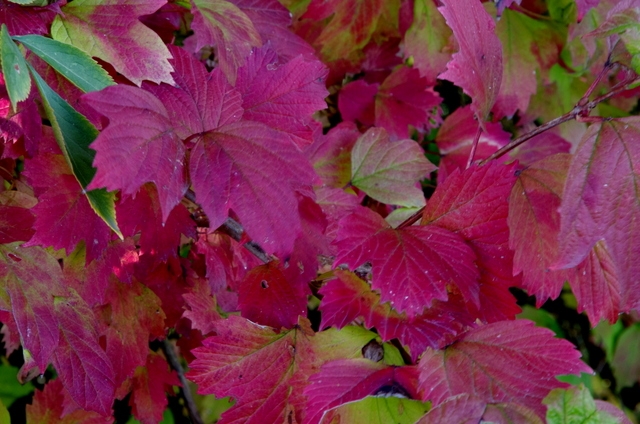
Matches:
[[162, 339, 204, 424]]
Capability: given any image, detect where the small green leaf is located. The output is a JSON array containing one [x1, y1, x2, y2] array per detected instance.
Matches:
[[320, 396, 430, 424], [27, 63, 121, 237], [0, 363, 34, 407], [13, 34, 115, 92], [7, 0, 48, 5], [544, 384, 619, 424], [0, 399, 9, 424], [0, 24, 31, 111]]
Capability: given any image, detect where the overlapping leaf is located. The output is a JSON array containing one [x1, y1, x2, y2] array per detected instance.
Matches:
[[334, 207, 479, 317], [129, 352, 180, 424], [321, 396, 429, 424], [544, 384, 630, 424], [51, 0, 174, 85], [418, 320, 591, 417], [438, 0, 502, 120]]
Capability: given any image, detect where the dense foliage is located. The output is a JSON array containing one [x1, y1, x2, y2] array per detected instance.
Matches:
[[0, 0, 640, 422]]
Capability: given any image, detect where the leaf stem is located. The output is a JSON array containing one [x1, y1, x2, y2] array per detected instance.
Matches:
[[162, 339, 204, 424], [466, 125, 483, 168]]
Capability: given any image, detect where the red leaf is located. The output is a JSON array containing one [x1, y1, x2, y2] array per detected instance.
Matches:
[[319, 270, 471, 360], [304, 359, 419, 424], [129, 351, 180, 424], [188, 316, 375, 424], [374, 66, 442, 140], [0, 205, 34, 243], [435, 106, 511, 182], [438, 0, 503, 120], [190, 0, 262, 84], [117, 185, 195, 264], [417, 320, 591, 418], [183, 276, 222, 335], [338, 79, 378, 127], [236, 46, 328, 148], [555, 119, 640, 311], [189, 121, 317, 256], [0, 244, 64, 374], [83, 85, 187, 222], [508, 132, 571, 166], [52, 290, 116, 416], [238, 260, 308, 329], [423, 161, 520, 321], [334, 207, 479, 317], [23, 153, 111, 262]]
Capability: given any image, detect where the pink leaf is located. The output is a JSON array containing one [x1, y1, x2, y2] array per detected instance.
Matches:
[[190, 121, 317, 256], [83, 85, 187, 222], [0, 205, 34, 244], [417, 320, 591, 418], [438, 0, 503, 120], [183, 277, 222, 335], [305, 122, 360, 188], [236, 46, 328, 148], [338, 79, 378, 127], [334, 207, 480, 317], [555, 118, 640, 311]]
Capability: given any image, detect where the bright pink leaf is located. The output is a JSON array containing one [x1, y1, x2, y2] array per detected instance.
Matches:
[[508, 154, 573, 303], [83, 85, 187, 222], [334, 207, 479, 317], [417, 320, 591, 418], [0, 205, 34, 243], [52, 0, 174, 85], [52, 290, 116, 416], [423, 162, 520, 322], [117, 184, 195, 264], [23, 153, 111, 262], [438, 0, 503, 120], [129, 351, 180, 424], [238, 260, 308, 329], [435, 106, 511, 182], [304, 359, 419, 424], [319, 270, 472, 360], [555, 118, 640, 311], [190, 0, 262, 84], [375, 66, 442, 140], [236, 46, 328, 148], [189, 121, 317, 256], [0, 244, 63, 375]]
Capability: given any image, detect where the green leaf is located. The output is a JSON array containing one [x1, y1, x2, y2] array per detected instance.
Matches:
[[27, 63, 121, 237], [0, 399, 9, 424], [7, 0, 48, 5], [611, 323, 640, 389], [319, 396, 430, 424], [13, 34, 114, 92], [0, 363, 34, 407], [0, 24, 31, 111], [544, 384, 619, 424]]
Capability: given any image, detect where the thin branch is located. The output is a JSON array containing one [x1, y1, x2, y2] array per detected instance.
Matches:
[[466, 125, 483, 168], [162, 339, 204, 424], [396, 206, 425, 229]]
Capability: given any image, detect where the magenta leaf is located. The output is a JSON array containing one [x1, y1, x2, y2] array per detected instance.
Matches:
[[338, 79, 378, 127], [129, 352, 180, 424], [83, 85, 187, 222], [417, 320, 591, 418], [190, 0, 262, 84], [304, 359, 420, 424], [0, 0, 60, 36], [0, 205, 34, 243], [555, 118, 640, 311], [190, 121, 317, 256], [305, 122, 360, 188], [182, 277, 221, 336], [238, 260, 308, 329], [52, 290, 116, 416], [334, 207, 479, 317], [438, 0, 503, 120], [236, 46, 328, 148]]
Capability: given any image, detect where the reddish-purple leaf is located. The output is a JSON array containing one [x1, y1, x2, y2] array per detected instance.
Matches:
[[576, 0, 601, 20], [129, 352, 180, 424], [304, 359, 419, 424], [236, 46, 328, 148], [319, 270, 471, 360], [334, 207, 479, 317], [182, 277, 222, 335], [417, 320, 591, 418], [438, 0, 503, 120], [0, 205, 34, 243], [509, 132, 571, 166], [314, 186, 360, 242], [351, 127, 435, 207], [555, 119, 640, 311], [238, 260, 308, 329], [83, 85, 187, 222], [23, 153, 111, 262], [117, 184, 195, 264], [338, 79, 378, 127], [52, 0, 174, 85], [435, 106, 511, 182], [403, 0, 453, 85], [305, 122, 360, 188], [190, 0, 262, 84], [0, 73, 41, 158], [0, 0, 60, 36], [423, 161, 520, 322], [190, 121, 317, 256], [0, 244, 65, 375], [375, 66, 442, 140], [52, 290, 116, 416], [508, 154, 573, 303], [416, 394, 486, 424]]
